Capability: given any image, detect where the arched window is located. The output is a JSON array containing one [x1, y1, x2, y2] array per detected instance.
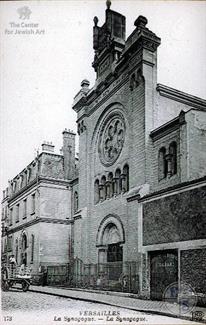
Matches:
[[169, 142, 177, 176], [107, 172, 113, 198], [101, 176, 106, 201], [158, 147, 167, 181], [31, 234, 34, 263], [123, 164, 129, 192], [74, 191, 79, 212], [115, 169, 121, 195], [94, 179, 100, 204]]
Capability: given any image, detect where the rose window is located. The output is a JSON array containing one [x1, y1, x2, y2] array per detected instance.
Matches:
[[99, 115, 125, 166]]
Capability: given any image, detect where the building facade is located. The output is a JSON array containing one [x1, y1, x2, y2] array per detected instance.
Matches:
[[1, 130, 77, 284], [1, 4, 206, 301], [71, 5, 206, 299]]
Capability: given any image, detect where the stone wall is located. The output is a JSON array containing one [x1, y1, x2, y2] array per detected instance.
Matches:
[[39, 182, 70, 220], [180, 248, 206, 294], [39, 222, 70, 266], [186, 110, 206, 181], [143, 185, 206, 245]]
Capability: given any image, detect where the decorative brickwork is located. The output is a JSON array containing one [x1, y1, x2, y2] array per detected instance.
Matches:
[[98, 114, 126, 167]]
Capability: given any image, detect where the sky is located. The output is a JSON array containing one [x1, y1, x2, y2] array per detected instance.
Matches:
[[0, 0, 206, 199]]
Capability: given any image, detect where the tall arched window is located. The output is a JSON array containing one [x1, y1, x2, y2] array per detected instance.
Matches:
[[158, 147, 167, 181], [94, 179, 100, 204], [31, 234, 34, 263], [74, 191, 79, 212], [107, 172, 113, 198], [123, 164, 129, 192], [169, 142, 177, 176], [101, 176, 106, 201], [115, 169, 121, 195]]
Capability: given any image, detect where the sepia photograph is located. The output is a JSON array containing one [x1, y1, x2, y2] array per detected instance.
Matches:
[[0, 1, 206, 324]]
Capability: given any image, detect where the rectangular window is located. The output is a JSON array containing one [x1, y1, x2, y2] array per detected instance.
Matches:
[[9, 208, 13, 226], [7, 236, 13, 252], [31, 235, 34, 263], [31, 193, 36, 214], [16, 204, 20, 222], [23, 199, 27, 219]]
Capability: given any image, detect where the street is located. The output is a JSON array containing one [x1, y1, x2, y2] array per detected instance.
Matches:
[[1, 287, 202, 325]]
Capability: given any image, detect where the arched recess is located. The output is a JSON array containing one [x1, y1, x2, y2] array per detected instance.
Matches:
[[96, 214, 125, 247], [96, 215, 125, 279]]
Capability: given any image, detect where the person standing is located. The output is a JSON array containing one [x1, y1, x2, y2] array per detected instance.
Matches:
[[9, 255, 17, 277]]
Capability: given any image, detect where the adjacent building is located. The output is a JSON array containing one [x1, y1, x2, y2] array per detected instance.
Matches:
[[1, 130, 77, 284]]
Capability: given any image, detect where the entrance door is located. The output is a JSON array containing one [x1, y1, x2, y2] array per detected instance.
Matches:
[[150, 250, 178, 300], [107, 243, 122, 280]]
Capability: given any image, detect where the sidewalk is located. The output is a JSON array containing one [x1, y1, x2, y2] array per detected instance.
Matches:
[[29, 285, 206, 323]]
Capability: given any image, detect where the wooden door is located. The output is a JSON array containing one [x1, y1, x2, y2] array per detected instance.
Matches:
[[150, 250, 178, 300]]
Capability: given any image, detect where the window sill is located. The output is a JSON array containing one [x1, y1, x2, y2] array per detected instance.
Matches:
[[30, 212, 35, 216], [15, 220, 19, 223], [22, 215, 27, 219]]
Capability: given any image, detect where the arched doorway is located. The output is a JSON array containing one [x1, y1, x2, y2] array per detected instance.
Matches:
[[96, 215, 125, 282], [103, 223, 123, 263]]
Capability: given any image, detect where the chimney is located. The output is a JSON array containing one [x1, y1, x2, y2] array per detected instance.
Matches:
[[41, 141, 55, 153], [62, 128, 76, 180]]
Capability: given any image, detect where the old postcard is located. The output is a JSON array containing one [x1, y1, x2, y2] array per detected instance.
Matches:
[[1, 1, 206, 325]]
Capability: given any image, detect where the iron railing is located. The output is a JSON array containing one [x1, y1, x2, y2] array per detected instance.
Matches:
[[69, 259, 139, 293]]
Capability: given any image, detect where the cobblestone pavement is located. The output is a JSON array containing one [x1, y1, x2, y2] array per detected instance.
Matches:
[[1, 287, 202, 325]]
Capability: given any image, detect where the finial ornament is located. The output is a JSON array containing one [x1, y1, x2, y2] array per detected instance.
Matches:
[[106, 0, 111, 10], [93, 16, 98, 26]]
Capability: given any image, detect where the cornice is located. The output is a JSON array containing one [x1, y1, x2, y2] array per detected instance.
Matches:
[[127, 194, 141, 202], [138, 176, 206, 203], [157, 84, 206, 110], [8, 176, 71, 204], [8, 178, 38, 203], [1, 196, 9, 204], [150, 112, 185, 141], [73, 209, 82, 220], [76, 73, 129, 123], [38, 176, 71, 187], [7, 217, 73, 234]]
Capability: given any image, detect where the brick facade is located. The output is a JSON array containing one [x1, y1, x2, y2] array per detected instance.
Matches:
[[71, 6, 206, 299]]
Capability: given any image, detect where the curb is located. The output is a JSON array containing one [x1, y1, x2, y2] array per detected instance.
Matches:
[[28, 287, 206, 324]]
